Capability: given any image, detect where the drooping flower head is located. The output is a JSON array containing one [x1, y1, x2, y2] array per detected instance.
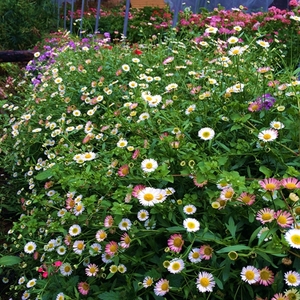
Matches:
[[78, 282, 90, 295]]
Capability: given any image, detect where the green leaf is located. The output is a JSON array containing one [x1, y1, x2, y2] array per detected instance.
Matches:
[[248, 226, 262, 246], [255, 250, 278, 268], [225, 217, 236, 239], [98, 291, 121, 300], [216, 245, 252, 254], [35, 168, 54, 181], [0, 255, 21, 266], [230, 124, 242, 131], [259, 166, 272, 177]]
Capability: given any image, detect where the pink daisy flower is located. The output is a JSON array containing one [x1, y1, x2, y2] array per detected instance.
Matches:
[[193, 176, 208, 188], [256, 208, 275, 224], [281, 177, 300, 190], [237, 192, 256, 205], [167, 234, 184, 253], [117, 165, 129, 177], [78, 282, 90, 295], [271, 293, 288, 300], [275, 210, 294, 228], [258, 267, 274, 286], [105, 241, 118, 256], [199, 245, 213, 260], [154, 279, 169, 296], [85, 263, 99, 277], [120, 232, 131, 249], [104, 215, 114, 228], [259, 178, 281, 191], [132, 185, 146, 198], [220, 187, 235, 200]]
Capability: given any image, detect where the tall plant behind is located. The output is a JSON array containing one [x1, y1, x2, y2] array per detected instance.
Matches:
[[0, 0, 57, 50]]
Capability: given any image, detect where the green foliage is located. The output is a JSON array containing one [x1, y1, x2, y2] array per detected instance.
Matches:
[[1, 5, 300, 300], [0, 0, 57, 50]]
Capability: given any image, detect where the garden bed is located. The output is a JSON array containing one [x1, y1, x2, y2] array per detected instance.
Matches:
[[0, 2, 300, 300]]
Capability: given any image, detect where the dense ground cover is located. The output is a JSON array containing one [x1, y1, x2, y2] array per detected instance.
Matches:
[[1, 2, 300, 300]]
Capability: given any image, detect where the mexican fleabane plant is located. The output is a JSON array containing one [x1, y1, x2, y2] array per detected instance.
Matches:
[[1, 8, 300, 300]]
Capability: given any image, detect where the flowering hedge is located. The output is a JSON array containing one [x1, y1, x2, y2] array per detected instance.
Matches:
[[1, 3, 300, 300]]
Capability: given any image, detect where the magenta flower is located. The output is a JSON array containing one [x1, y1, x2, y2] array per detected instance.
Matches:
[[258, 178, 281, 191], [237, 192, 255, 205], [258, 267, 274, 286], [167, 234, 184, 253], [78, 282, 90, 295], [105, 241, 118, 256], [117, 164, 129, 177], [281, 177, 300, 190], [275, 210, 294, 228], [199, 245, 213, 260], [256, 208, 275, 224]]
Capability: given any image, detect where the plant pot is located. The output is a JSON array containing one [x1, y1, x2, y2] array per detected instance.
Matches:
[[130, 0, 166, 8]]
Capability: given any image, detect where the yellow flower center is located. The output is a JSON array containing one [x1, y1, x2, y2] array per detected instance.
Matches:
[[265, 183, 276, 190], [263, 133, 272, 140], [245, 270, 255, 280], [192, 252, 200, 259], [204, 247, 212, 255], [64, 266, 71, 272], [109, 244, 118, 252], [77, 243, 84, 250], [144, 193, 154, 201], [173, 237, 183, 247], [277, 215, 287, 225], [200, 277, 210, 287], [202, 132, 210, 138], [288, 274, 297, 284], [286, 183, 296, 189], [224, 191, 233, 198], [242, 196, 251, 203], [145, 162, 153, 169], [262, 213, 272, 221], [260, 270, 270, 280], [172, 262, 181, 270], [187, 222, 195, 229], [291, 234, 300, 245], [161, 282, 169, 291]]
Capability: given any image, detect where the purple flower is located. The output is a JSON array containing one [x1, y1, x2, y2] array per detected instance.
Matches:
[[260, 94, 276, 110]]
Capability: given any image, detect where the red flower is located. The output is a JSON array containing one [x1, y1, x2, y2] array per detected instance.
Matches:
[[134, 49, 143, 55]]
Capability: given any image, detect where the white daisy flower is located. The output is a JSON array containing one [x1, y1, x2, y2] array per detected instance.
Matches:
[[141, 158, 158, 173], [59, 263, 73, 276], [183, 218, 200, 232], [270, 120, 284, 130], [167, 258, 185, 274], [26, 278, 37, 288], [258, 129, 278, 142], [118, 218, 132, 231], [198, 127, 215, 140], [69, 224, 81, 236], [183, 204, 197, 215], [117, 139, 128, 148], [137, 187, 160, 206], [24, 241, 36, 254], [137, 209, 149, 221], [285, 229, 300, 249], [285, 271, 300, 287]]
